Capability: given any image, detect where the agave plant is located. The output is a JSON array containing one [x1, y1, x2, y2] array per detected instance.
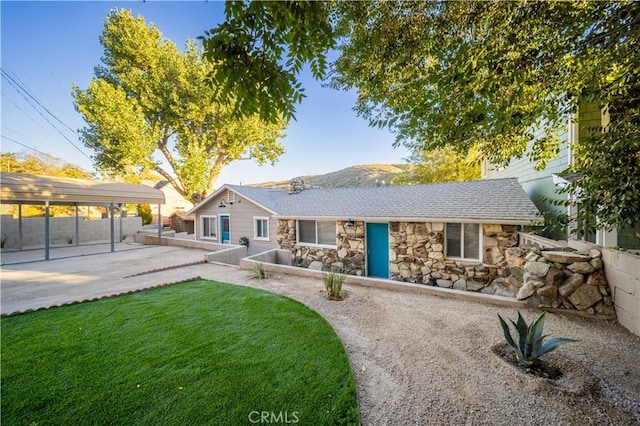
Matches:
[[497, 311, 577, 368]]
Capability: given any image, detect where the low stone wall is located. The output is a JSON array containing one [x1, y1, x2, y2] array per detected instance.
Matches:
[[568, 240, 639, 336], [491, 247, 614, 316]]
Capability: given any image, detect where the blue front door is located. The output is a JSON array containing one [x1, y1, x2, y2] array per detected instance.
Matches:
[[220, 215, 230, 243], [366, 223, 389, 278]]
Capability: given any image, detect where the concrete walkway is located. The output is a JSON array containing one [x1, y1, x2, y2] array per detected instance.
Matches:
[[1, 244, 213, 315]]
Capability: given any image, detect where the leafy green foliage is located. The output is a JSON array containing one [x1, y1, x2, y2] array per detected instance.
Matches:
[[200, 1, 334, 123], [392, 146, 480, 185], [136, 203, 153, 225], [323, 267, 347, 300], [0, 152, 93, 217], [73, 9, 286, 205], [1, 280, 359, 425], [331, 1, 639, 230], [239, 236, 250, 247], [204, 1, 639, 230], [0, 151, 92, 179], [498, 312, 577, 368]]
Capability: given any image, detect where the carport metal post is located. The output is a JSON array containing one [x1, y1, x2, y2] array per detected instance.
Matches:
[[119, 203, 123, 242], [75, 204, 80, 246], [44, 201, 50, 260], [18, 203, 23, 250], [110, 203, 115, 253], [157, 204, 162, 245]]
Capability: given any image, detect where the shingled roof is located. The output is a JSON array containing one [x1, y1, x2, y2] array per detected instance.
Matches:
[[192, 178, 539, 224]]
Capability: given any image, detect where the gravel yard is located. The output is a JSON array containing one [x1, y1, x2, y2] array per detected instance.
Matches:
[[3, 249, 639, 425]]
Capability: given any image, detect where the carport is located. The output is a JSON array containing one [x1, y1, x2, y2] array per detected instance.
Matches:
[[0, 172, 165, 260]]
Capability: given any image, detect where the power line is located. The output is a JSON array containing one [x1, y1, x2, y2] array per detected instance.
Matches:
[[1, 135, 55, 157], [1, 68, 92, 162], [2, 68, 78, 135]]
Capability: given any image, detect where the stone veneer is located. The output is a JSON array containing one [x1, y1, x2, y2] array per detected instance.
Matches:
[[277, 219, 613, 316], [389, 222, 518, 289], [276, 219, 365, 275]]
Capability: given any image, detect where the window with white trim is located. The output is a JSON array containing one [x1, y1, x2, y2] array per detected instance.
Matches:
[[201, 215, 217, 239], [254, 217, 269, 240], [445, 223, 480, 260], [297, 220, 335, 246]]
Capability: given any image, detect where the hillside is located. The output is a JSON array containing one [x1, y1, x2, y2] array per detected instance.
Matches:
[[254, 164, 412, 189]]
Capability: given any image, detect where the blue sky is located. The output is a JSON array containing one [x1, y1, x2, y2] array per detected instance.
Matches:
[[1, 1, 409, 186]]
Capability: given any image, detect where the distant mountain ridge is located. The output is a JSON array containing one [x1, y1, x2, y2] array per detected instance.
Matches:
[[253, 164, 412, 189]]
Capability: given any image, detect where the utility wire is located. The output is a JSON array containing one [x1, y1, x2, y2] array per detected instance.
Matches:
[[2, 68, 78, 135], [1, 68, 92, 162]]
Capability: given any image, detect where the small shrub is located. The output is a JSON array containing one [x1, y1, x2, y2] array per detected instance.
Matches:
[[239, 236, 249, 247], [67, 236, 74, 244], [323, 268, 348, 300], [250, 262, 268, 280], [498, 311, 577, 368], [136, 204, 153, 225], [1, 235, 7, 248]]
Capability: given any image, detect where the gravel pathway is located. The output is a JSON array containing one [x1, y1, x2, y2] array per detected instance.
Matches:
[[3, 252, 639, 425]]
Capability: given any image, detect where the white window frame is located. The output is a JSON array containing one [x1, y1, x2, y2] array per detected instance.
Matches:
[[253, 216, 270, 241], [201, 215, 218, 240], [296, 220, 336, 248], [444, 222, 482, 261]]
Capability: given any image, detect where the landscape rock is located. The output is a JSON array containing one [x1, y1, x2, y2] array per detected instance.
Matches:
[[586, 270, 607, 287], [537, 285, 558, 299], [567, 262, 595, 274], [436, 279, 453, 288], [589, 258, 603, 270], [453, 279, 466, 291], [525, 261, 551, 277], [568, 285, 603, 310], [308, 261, 324, 271], [541, 251, 590, 263], [516, 282, 536, 300], [559, 274, 584, 297], [589, 248, 602, 259], [545, 268, 565, 286]]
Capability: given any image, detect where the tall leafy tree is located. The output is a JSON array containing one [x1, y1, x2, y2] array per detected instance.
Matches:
[[392, 147, 480, 186], [0, 151, 93, 217], [73, 9, 286, 205], [205, 1, 639, 230], [200, 1, 334, 124]]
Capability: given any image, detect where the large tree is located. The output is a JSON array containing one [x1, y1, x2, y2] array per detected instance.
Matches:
[[204, 1, 639, 231], [73, 9, 286, 204]]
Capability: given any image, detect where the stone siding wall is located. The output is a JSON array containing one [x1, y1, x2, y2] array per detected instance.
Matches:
[[276, 219, 365, 275], [275, 219, 612, 317], [389, 223, 519, 290]]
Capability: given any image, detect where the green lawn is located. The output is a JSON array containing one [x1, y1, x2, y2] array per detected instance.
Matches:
[[1, 280, 358, 425]]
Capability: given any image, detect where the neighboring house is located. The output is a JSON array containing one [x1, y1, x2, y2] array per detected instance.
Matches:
[[188, 179, 539, 287], [482, 102, 640, 250], [142, 180, 193, 226]]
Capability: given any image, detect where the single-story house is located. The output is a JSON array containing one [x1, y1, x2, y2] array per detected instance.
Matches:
[[187, 178, 539, 287]]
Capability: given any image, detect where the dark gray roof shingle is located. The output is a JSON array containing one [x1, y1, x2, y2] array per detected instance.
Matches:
[[224, 178, 538, 223]]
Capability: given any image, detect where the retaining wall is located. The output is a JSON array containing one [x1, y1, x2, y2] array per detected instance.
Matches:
[[568, 240, 640, 336]]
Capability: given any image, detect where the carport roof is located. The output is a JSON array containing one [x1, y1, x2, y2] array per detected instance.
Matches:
[[0, 172, 165, 205]]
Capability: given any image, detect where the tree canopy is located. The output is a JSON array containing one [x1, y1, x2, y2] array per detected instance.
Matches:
[[73, 9, 286, 205], [204, 1, 639, 230], [392, 147, 480, 186]]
